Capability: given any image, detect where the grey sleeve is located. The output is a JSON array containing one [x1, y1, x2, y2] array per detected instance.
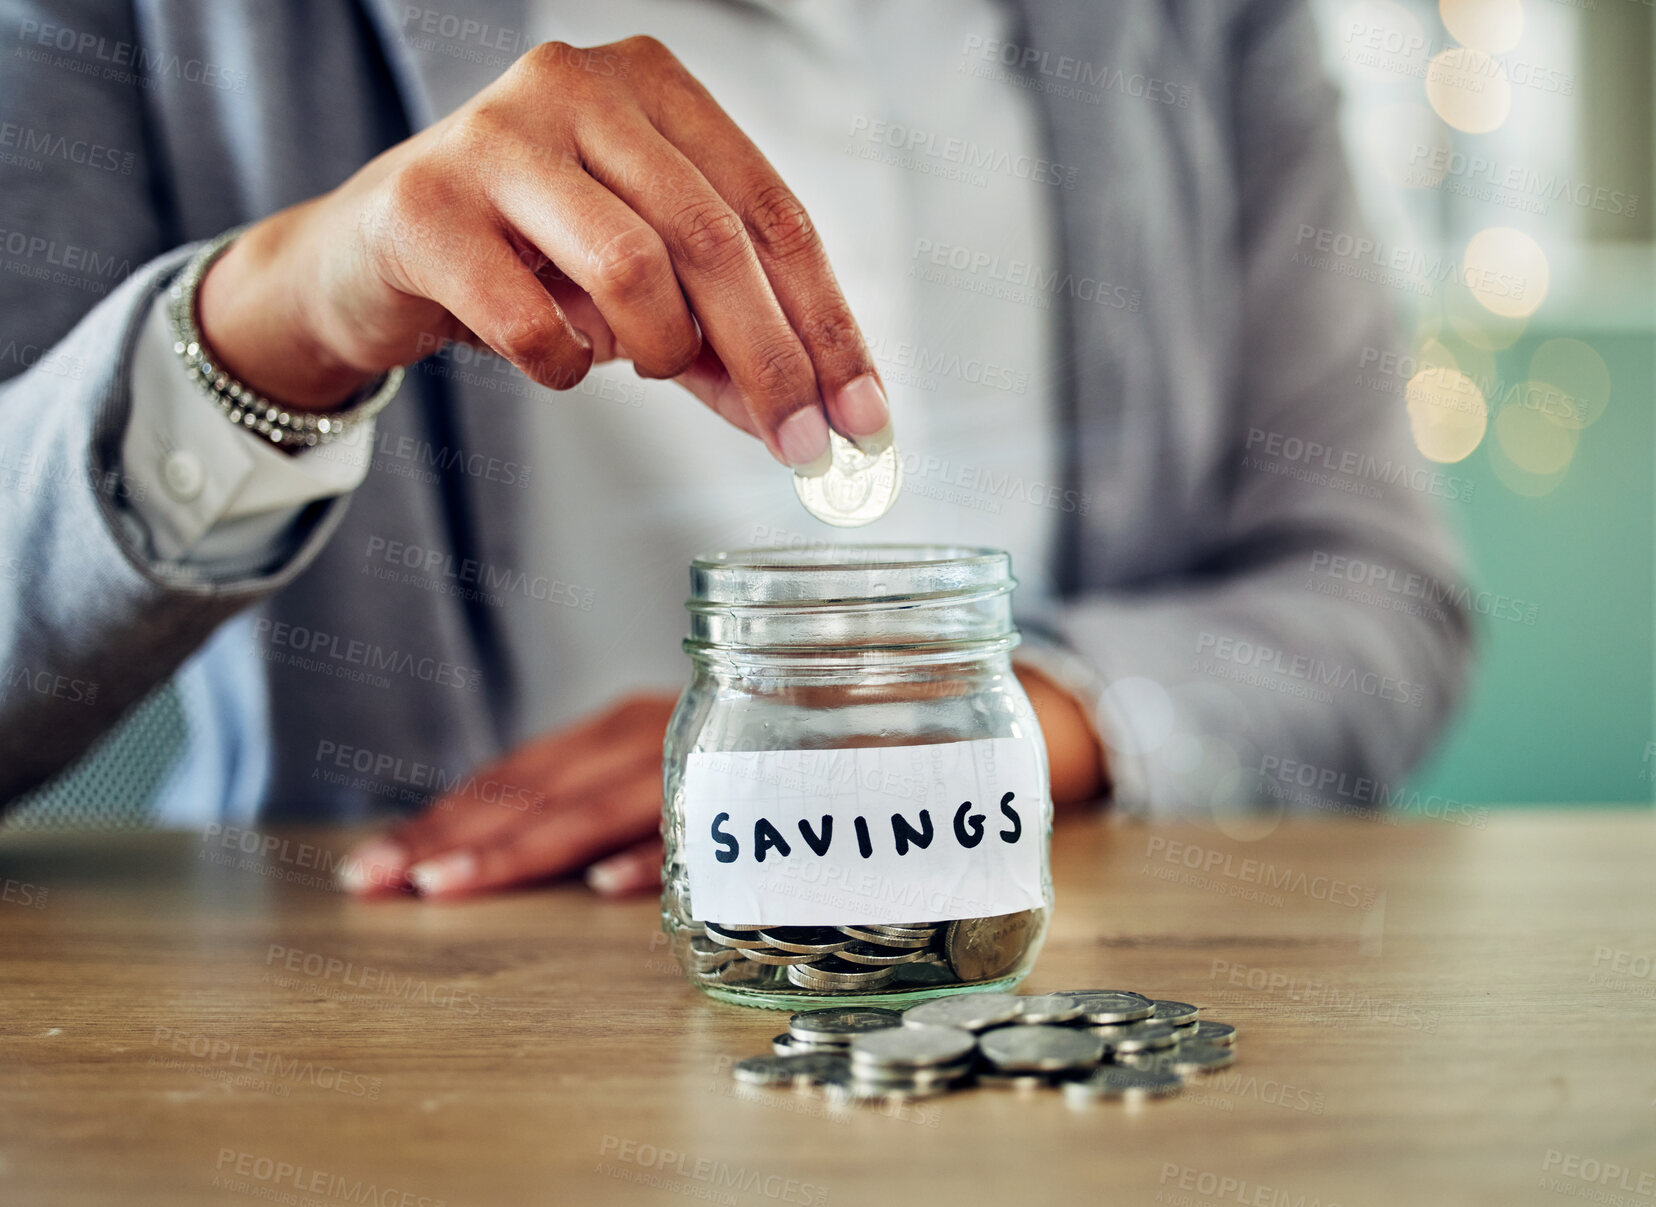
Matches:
[[1056, 0, 1475, 815], [0, 1, 349, 801]]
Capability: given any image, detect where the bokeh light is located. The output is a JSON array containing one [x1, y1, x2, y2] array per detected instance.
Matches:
[[1406, 366, 1489, 462], [1462, 227, 1551, 319], [1494, 399, 1578, 476], [1425, 48, 1512, 133], [1487, 426, 1570, 497], [1528, 338, 1612, 429], [1439, 0, 1526, 54], [1444, 279, 1529, 349]]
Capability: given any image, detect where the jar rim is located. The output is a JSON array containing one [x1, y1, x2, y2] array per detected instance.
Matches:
[[685, 545, 1016, 651], [688, 543, 1000, 576], [691, 544, 1005, 574]]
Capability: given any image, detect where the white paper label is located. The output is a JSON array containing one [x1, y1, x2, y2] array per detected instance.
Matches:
[[681, 738, 1046, 926]]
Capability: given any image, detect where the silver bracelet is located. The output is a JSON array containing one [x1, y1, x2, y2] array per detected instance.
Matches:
[[167, 226, 404, 450]]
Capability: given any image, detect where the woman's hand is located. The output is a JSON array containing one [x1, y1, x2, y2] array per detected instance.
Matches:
[[341, 693, 676, 899], [340, 670, 1109, 900], [198, 36, 891, 469]]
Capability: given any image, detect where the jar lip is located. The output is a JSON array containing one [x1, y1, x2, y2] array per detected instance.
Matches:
[[691, 544, 1006, 573]]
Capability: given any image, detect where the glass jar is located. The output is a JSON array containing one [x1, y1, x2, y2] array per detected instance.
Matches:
[[661, 545, 1052, 1010]]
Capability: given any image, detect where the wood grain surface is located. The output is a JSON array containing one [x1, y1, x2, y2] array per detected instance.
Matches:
[[2, 812, 1653, 1207]]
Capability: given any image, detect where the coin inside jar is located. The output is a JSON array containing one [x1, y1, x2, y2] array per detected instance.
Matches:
[[835, 925, 933, 949], [793, 430, 902, 527], [943, 911, 1041, 981], [758, 927, 852, 956]]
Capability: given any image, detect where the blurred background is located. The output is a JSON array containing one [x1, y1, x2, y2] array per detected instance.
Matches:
[[1307, 0, 1654, 807], [3, 0, 1650, 828]]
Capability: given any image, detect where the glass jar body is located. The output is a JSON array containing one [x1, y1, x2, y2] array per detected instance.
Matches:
[[661, 547, 1052, 1010]]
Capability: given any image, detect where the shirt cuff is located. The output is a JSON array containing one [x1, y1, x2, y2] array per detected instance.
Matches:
[[121, 291, 376, 574]]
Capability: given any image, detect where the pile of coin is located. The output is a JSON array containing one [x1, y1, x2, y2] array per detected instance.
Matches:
[[732, 990, 1239, 1104], [686, 912, 1040, 994]]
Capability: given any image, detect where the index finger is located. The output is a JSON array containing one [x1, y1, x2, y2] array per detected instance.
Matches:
[[651, 70, 892, 452]]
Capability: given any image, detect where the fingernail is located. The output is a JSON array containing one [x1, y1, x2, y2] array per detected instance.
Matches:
[[834, 374, 892, 453], [776, 406, 831, 475], [408, 849, 476, 896], [338, 839, 406, 894]]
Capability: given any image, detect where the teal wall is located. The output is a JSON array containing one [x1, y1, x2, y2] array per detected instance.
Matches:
[[1406, 329, 1654, 806]]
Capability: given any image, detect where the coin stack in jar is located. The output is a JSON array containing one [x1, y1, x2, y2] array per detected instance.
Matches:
[[731, 990, 1240, 1103], [683, 911, 1040, 994]]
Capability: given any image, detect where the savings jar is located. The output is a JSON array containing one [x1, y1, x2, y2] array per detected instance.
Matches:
[[661, 545, 1052, 1009]]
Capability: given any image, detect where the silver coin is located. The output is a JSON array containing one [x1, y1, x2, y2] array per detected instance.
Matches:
[[835, 925, 933, 949], [977, 1069, 1064, 1091], [902, 992, 1024, 1032], [1054, 988, 1151, 1002], [846, 1058, 972, 1090], [704, 924, 769, 950], [978, 1025, 1104, 1073], [1150, 1000, 1201, 1028], [786, 958, 897, 991], [787, 1008, 902, 1045], [686, 934, 739, 972], [793, 430, 902, 528], [836, 941, 932, 967], [1164, 1042, 1236, 1073], [772, 1033, 822, 1056], [943, 911, 1041, 982], [1114, 1049, 1173, 1071], [708, 958, 774, 986], [732, 1052, 850, 1086], [1064, 991, 1156, 1024], [838, 1077, 956, 1102], [759, 927, 852, 956], [1193, 1021, 1237, 1046], [1096, 1020, 1180, 1053], [1012, 994, 1085, 1025], [738, 946, 817, 965], [849, 1024, 976, 1069], [1062, 1066, 1184, 1102], [864, 923, 938, 937], [901, 959, 959, 987]]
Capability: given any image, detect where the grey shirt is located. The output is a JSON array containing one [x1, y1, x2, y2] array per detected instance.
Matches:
[[0, 0, 1472, 820]]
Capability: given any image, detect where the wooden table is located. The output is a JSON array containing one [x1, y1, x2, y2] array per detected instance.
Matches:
[[2, 812, 1653, 1206]]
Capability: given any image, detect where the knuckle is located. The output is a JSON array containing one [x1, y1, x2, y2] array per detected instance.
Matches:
[[654, 328, 702, 379], [803, 304, 868, 370], [631, 323, 700, 380], [746, 336, 813, 402], [588, 226, 668, 304], [494, 310, 586, 388], [382, 162, 448, 229], [617, 34, 672, 67], [522, 39, 576, 75], [669, 198, 750, 274], [745, 184, 819, 261]]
